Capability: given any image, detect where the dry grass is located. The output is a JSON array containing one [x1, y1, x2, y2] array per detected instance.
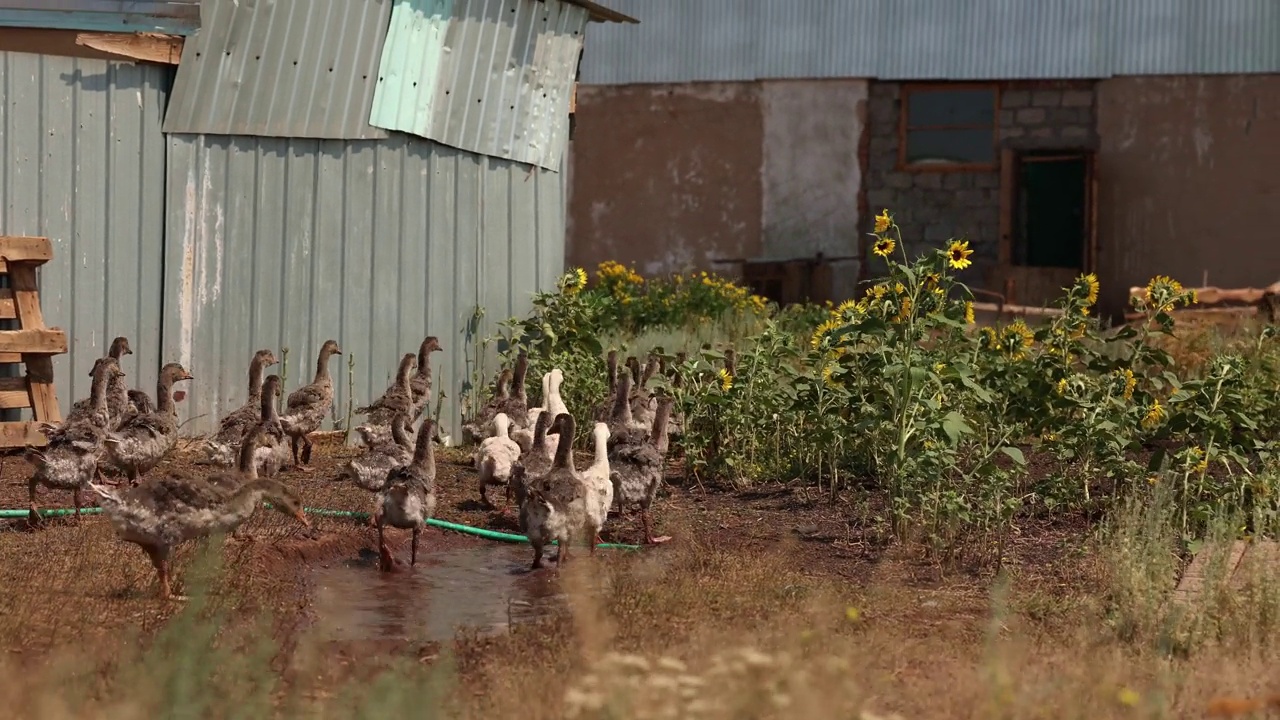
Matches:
[[2, 437, 1280, 718]]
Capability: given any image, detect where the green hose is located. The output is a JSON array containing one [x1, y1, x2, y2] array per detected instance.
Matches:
[[0, 505, 641, 551]]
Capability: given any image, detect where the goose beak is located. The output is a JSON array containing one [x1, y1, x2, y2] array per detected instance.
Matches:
[[180, 371, 194, 381], [295, 509, 311, 527]]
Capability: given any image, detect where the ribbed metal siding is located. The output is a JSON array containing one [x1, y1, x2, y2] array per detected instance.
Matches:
[[579, 0, 1280, 84], [0, 51, 169, 419], [0, 1, 200, 35], [370, 0, 588, 171], [163, 133, 565, 440], [163, 0, 392, 139]]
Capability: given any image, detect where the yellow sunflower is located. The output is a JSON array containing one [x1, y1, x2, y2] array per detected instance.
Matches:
[[874, 209, 892, 234], [946, 240, 974, 270], [821, 363, 836, 388], [1001, 319, 1035, 360], [964, 301, 976, 325], [1141, 399, 1166, 429], [1080, 273, 1100, 307], [811, 318, 841, 351], [1115, 368, 1136, 401], [717, 368, 733, 392], [872, 236, 895, 258]]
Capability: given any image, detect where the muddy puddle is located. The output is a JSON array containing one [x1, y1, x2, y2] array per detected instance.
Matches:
[[309, 543, 574, 643]]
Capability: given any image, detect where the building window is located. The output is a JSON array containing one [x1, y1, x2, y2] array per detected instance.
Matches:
[[899, 84, 999, 170]]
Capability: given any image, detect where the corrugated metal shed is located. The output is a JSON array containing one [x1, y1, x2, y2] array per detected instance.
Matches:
[[0, 0, 200, 35], [163, 0, 391, 139], [0, 50, 168, 417], [370, 0, 589, 171], [163, 132, 566, 440], [579, 0, 1280, 84]]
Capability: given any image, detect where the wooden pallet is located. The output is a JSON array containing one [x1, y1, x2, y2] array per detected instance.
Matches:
[[0, 237, 67, 447]]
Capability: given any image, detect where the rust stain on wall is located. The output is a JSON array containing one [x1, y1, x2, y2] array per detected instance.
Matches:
[[567, 83, 763, 277], [1097, 75, 1280, 315]]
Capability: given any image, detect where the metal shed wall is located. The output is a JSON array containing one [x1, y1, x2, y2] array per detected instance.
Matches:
[[163, 0, 392, 139], [0, 50, 169, 419], [578, 0, 1280, 84], [370, 0, 589, 171], [0, 1, 201, 35], [163, 133, 566, 440]]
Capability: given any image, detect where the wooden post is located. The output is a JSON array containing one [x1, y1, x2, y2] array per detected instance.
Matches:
[[0, 237, 68, 447]]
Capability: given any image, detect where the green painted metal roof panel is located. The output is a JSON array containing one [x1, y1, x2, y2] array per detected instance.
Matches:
[[369, 0, 588, 171]]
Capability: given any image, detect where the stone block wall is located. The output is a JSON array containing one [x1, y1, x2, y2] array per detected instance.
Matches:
[[864, 81, 1097, 287]]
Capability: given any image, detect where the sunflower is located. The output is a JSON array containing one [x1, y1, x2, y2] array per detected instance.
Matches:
[[1001, 319, 1035, 360], [946, 240, 974, 270], [1141, 399, 1166, 429], [1080, 273, 1100, 307], [964, 301, 975, 325], [893, 296, 913, 323], [811, 318, 841, 351], [1056, 378, 1068, 395], [561, 266, 588, 295], [1115, 368, 1136, 401], [717, 368, 733, 392], [874, 209, 893, 234], [821, 363, 836, 388], [1189, 446, 1209, 474], [872, 236, 895, 258]]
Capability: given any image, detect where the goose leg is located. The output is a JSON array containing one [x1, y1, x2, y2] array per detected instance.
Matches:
[[290, 436, 302, 467], [301, 435, 314, 466], [27, 477, 42, 526], [377, 523, 393, 572], [640, 508, 672, 545], [411, 525, 421, 566], [144, 545, 183, 601], [73, 488, 81, 524], [531, 542, 545, 570]]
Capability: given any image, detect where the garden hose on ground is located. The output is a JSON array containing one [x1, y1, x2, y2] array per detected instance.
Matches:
[[0, 505, 641, 551]]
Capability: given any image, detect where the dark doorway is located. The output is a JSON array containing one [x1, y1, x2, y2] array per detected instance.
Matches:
[[1013, 152, 1090, 269]]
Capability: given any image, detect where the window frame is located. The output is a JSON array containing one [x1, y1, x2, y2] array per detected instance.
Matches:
[[897, 83, 1001, 172]]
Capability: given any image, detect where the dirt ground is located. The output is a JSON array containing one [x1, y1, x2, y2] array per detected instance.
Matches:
[[0, 433, 1095, 658]]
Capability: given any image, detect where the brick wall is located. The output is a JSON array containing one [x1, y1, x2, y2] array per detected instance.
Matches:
[[864, 81, 1097, 288]]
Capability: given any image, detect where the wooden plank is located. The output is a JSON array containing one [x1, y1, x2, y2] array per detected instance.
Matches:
[[0, 288, 15, 320], [0, 236, 51, 270], [0, 380, 31, 409], [0, 420, 47, 448], [74, 32, 184, 65], [0, 353, 21, 364], [9, 263, 61, 424], [0, 329, 66, 354]]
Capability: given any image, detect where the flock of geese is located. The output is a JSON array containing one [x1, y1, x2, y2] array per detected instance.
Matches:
[[19, 332, 717, 598]]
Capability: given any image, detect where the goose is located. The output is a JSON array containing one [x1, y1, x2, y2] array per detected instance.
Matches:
[[279, 339, 342, 470], [508, 407, 555, 523], [251, 374, 293, 478], [103, 362, 194, 485], [373, 417, 438, 572], [26, 357, 124, 522], [408, 335, 443, 420], [474, 412, 522, 509], [88, 426, 309, 600], [583, 421, 612, 547], [356, 352, 417, 439], [64, 336, 133, 430], [463, 368, 512, 444], [589, 350, 621, 423], [609, 395, 674, 545], [522, 413, 592, 569], [343, 412, 415, 492], [202, 349, 279, 466]]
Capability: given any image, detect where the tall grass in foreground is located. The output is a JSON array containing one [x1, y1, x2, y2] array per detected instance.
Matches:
[[7, 499, 1280, 720]]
